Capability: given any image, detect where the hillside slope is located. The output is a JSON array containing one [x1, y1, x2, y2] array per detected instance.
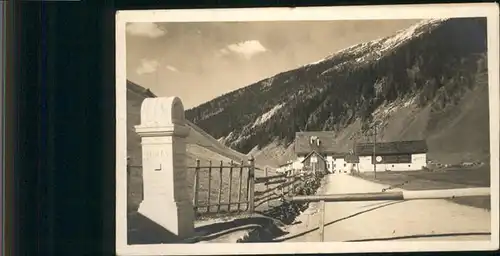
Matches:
[[185, 17, 490, 166]]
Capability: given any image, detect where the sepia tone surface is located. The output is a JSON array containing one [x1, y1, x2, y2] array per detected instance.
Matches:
[[116, 4, 499, 255], [126, 20, 421, 109]]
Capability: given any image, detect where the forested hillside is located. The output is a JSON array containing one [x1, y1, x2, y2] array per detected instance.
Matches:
[[185, 18, 489, 166]]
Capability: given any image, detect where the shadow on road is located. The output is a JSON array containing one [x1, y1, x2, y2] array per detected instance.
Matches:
[[128, 212, 288, 244], [128, 212, 182, 244], [196, 215, 287, 236], [345, 232, 491, 242], [274, 201, 405, 242]]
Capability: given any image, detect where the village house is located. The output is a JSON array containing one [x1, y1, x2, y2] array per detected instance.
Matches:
[[293, 131, 350, 174], [354, 140, 428, 172], [300, 151, 328, 173]]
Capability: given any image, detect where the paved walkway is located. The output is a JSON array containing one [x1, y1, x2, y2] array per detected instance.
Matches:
[[278, 173, 491, 242]]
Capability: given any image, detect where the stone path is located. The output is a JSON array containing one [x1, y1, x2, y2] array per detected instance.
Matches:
[[278, 173, 491, 242]]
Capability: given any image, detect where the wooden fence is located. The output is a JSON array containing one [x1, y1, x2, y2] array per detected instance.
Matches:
[[190, 158, 255, 214], [254, 170, 314, 210], [127, 159, 318, 217], [190, 158, 316, 216]]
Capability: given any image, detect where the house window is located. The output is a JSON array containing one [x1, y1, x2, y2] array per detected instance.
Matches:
[[353, 164, 356, 167], [344, 163, 346, 167], [309, 136, 320, 146]]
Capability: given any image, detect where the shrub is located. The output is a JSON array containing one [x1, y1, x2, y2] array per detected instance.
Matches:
[[260, 172, 324, 225]]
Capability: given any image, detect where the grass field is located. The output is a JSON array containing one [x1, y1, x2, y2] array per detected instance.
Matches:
[[356, 164, 491, 210]]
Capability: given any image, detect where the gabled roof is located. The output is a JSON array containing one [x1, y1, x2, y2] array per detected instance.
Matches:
[[355, 140, 428, 156], [294, 131, 343, 155], [301, 150, 327, 163]]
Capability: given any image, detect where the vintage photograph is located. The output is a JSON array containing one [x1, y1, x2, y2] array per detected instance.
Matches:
[[116, 4, 499, 255]]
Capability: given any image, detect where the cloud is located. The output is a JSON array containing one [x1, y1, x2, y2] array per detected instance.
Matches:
[[214, 49, 230, 58], [136, 59, 159, 75], [220, 40, 267, 59], [166, 65, 179, 72], [126, 23, 166, 38]]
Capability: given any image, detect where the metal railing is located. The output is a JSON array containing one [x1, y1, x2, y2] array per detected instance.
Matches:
[[284, 187, 491, 242]]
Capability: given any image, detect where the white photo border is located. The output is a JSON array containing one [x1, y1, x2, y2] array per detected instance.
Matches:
[[116, 3, 500, 255]]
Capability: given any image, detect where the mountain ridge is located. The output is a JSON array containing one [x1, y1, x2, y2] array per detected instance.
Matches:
[[185, 17, 489, 167]]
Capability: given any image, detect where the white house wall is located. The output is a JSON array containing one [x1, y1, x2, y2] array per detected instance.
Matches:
[[412, 153, 427, 167], [326, 156, 334, 173], [358, 156, 387, 172], [292, 159, 303, 170], [358, 153, 427, 172], [335, 158, 347, 173], [359, 156, 373, 172]]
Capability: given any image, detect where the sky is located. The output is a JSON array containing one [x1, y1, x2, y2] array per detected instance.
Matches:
[[126, 19, 421, 109]]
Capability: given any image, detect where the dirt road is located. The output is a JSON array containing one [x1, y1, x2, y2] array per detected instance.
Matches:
[[278, 173, 491, 242]]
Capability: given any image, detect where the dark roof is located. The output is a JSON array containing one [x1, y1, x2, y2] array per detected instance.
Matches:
[[355, 140, 428, 156], [301, 150, 327, 163], [329, 153, 349, 158], [294, 131, 343, 155], [344, 154, 360, 163]]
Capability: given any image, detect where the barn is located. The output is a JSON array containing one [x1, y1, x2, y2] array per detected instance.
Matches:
[[354, 140, 428, 172]]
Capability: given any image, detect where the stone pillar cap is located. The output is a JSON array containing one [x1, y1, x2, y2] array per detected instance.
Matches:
[[138, 96, 186, 127]]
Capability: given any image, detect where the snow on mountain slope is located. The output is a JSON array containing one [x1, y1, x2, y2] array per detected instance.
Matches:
[[303, 18, 448, 69], [185, 17, 489, 167], [251, 103, 285, 128]]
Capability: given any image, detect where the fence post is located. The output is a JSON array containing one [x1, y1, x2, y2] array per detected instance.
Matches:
[[193, 159, 200, 212], [217, 160, 223, 212], [319, 200, 325, 242], [237, 160, 244, 212], [265, 167, 269, 207], [228, 160, 234, 212], [134, 96, 194, 238], [207, 160, 212, 213], [248, 156, 255, 213]]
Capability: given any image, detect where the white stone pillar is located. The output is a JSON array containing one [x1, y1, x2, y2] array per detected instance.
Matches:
[[134, 96, 194, 239]]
